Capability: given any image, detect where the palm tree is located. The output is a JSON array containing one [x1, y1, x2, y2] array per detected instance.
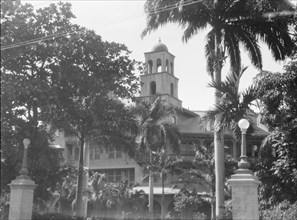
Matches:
[[149, 148, 181, 220], [141, 1, 294, 218], [204, 66, 257, 140], [133, 96, 181, 219]]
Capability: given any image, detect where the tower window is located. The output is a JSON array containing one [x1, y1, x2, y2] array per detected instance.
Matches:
[[148, 60, 153, 74], [170, 83, 174, 96], [166, 60, 169, 72], [157, 59, 162, 72], [150, 81, 156, 95], [171, 116, 177, 124], [170, 62, 174, 74]]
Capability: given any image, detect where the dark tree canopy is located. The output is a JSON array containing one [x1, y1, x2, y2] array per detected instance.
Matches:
[[1, 0, 141, 214], [254, 56, 297, 206]]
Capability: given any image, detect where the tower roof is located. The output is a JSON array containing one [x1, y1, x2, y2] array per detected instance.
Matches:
[[151, 40, 168, 52]]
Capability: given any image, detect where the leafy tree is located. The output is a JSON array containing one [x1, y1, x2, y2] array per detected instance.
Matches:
[[1, 0, 141, 216], [50, 27, 140, 216], [85, 172, 146, 219], [132, 97, 181, 219], [141, 1, 294, 217], [176, 144, 237, 219], [1, 0, 75, 210], [254, 56, 297, 208]]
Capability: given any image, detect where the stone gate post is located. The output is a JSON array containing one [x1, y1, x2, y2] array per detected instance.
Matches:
[[9, 139, 36, 220]]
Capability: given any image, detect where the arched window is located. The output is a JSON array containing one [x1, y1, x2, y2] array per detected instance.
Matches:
[[171, 116, 177, 124], [166, 60, 169, 72], [157, 59, 162, 72], [150, 81, 156, 95], [170, 83, 174, 96], [148, 60, 153, 74], [170, 62, 174, 74]]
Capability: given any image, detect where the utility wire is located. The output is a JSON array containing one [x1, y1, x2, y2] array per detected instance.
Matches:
[[1, 0, 200, 51], [1, 0, 295, 51]]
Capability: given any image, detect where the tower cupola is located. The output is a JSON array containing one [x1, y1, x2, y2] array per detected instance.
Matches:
[[139, 40, 182, 108]]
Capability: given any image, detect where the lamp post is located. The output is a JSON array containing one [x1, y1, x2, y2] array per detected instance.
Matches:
[[227, 118, 261, 220], [238, 118, 250, 170], [9, 138, 36, 220], [19, 138, 30, 177]]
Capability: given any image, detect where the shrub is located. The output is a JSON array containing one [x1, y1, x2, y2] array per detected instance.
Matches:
[[260, 200, 297, 220], [32, 212, 84, 220]]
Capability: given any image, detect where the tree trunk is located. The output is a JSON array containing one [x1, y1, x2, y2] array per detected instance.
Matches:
[[74, 136, 85, 217], [161, 172, 165, 220], [149, 150, 154, 219], [214, 31, 225, 219]]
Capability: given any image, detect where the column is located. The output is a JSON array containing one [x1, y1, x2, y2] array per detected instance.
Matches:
[[227, 119, 261, 220], [9, 139, 36, 220]]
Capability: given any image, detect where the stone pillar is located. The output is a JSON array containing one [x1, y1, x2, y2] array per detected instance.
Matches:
[[228, 170, 261, 220], [9, 139, 36, 220], [9, 177, 36, 220], [227, 119, 261, 220]]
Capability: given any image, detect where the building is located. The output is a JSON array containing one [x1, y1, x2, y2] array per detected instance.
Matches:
[[54, 41, 268, 219]]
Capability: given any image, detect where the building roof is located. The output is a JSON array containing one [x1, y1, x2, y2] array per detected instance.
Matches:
[[151, 42, 169, 52]]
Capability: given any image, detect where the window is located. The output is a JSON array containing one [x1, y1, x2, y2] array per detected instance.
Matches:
[[171, 116, 177, 124], [157, 58, 162, 72], [129, 169, 135, 183], [116, 149, 122, 158], [180, 143, 196, 156], [170, 62, 174, 74], [115, 170, 121, 182], [107, 170, 114, 182], [170, 83, 174, 96], [166, 60, 169, 72], [74, 147, 79, 161], [90, 147, 94, 160], [108, 146, 121, 158], [95, 147, 101, 159], [148, 60, 153, 74], [108, 146, 115, 158], [90, 146, 102, 160], [150, 81, 156, 95]]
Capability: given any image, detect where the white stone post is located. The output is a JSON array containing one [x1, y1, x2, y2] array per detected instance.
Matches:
[[227, 119, 261, 220], [9, 139, 36, 220]]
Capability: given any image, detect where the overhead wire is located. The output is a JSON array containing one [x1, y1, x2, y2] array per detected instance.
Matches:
[[1, 0, 201, 51], [1, 0, 296, 51]]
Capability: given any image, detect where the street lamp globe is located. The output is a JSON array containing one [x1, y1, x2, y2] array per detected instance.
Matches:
[[238, 118, 250, 131], [23, 138, 30, 149]]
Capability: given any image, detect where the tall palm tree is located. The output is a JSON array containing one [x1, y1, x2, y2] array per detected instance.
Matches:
[[141, 1, 294, 218], [204, 66, 257, 140], [149, 148, 181, 220], [133, 96, 181, 219]]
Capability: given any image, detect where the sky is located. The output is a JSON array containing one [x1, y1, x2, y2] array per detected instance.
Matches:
[[26, 0, 287, 111]]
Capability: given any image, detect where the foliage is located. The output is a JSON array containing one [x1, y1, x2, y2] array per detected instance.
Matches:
[[254, 57, 297, 206], [175, 144, 236, 219], [174, 188, 210, 219], [133, 97, 181, 155], [32, 212, 84, 220], [1, 0, 141, 215], [85, 172, 145, 218], [142, 0, 294, 77], [260, 200, 297, 220], [204, 66, 256, 138], [142, 2, 294, 217], [1, 0, 75, 209]]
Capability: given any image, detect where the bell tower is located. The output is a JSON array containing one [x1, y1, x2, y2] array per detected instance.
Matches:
[[139, 40, 182, 108]]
